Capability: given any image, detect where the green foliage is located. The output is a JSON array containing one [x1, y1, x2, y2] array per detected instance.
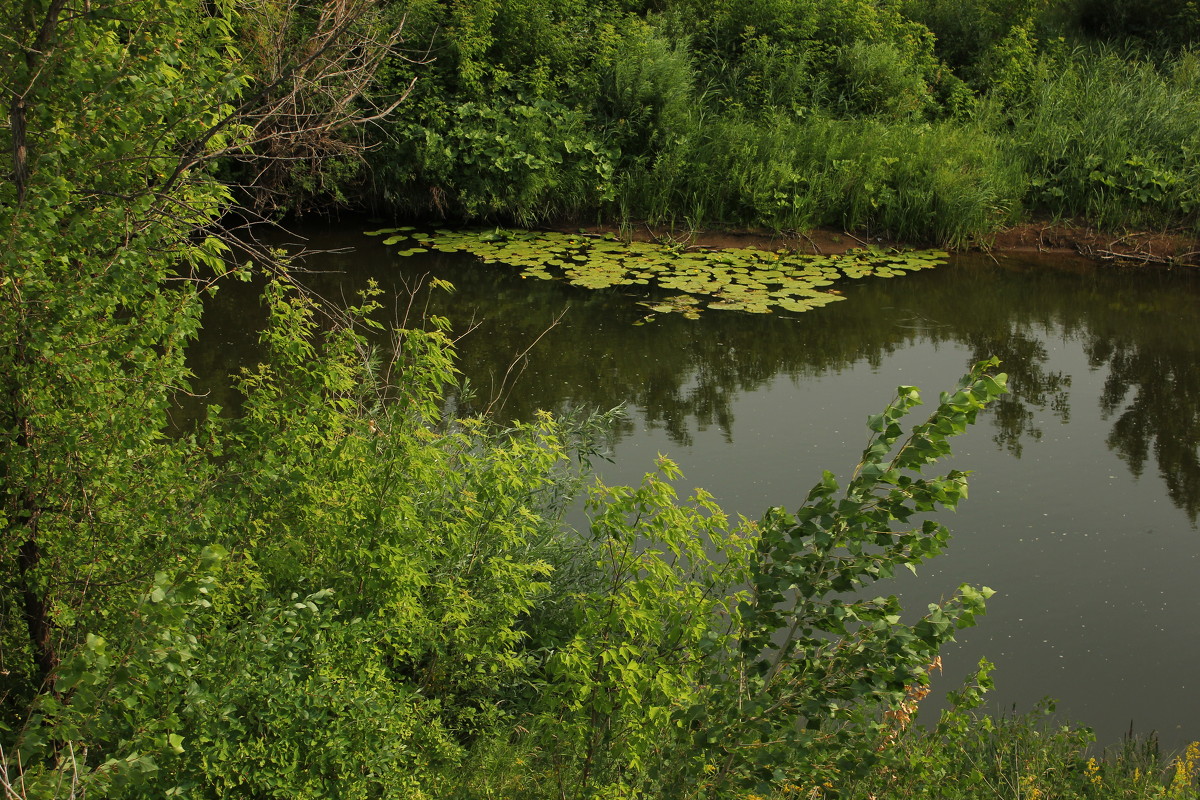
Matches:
[[2, 273, 609, 796], [19, 550, 464, 799], [365, 0, 1011, 237], [973, 20, 1042, 102], [838, 662, 1200, 800], [526, 460, 755, 797], [356, 0, 1200, 236], [368, 0, 633, 220], [989, 45, 1200, 231], [616, 111, 1022, 246], [387, 93, 616, 223], [1, 0, 248, 735], [599, 16, 697, 159], [470, 360, 1009, 799], [1062, 0, 1200, 48], [223, 281, 583, 733], [901, 0, 1049, 77], [833, 40, 934, 118]]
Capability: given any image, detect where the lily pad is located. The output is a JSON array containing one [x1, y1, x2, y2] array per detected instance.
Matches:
[[365, 226, 415, 236], [369, 226, 948, 321]]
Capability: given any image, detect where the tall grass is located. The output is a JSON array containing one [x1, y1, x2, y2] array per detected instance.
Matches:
[[990, 45, 1200, 233], [842, 714, 1200, 800], [617, 43, 1200, 242], [616, 110, 1024, 247], [812, 682, 1200, 800], [362, 3, 1200, 244]]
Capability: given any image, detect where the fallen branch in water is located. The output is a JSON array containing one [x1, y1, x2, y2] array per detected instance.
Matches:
[[1077, 243, 1199, 267]]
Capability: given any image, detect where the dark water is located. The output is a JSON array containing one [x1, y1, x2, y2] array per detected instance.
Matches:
[[191, 224, 1200, 748]]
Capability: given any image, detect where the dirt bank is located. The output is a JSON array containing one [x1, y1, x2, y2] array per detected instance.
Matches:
[[554, 220, 1200, 267], [988, 222, 1200, 266]]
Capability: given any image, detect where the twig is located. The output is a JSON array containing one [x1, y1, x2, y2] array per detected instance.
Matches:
[[1093, 248, 1174, 265], [841, 230, 872, 248], [484, 308, 568, 418], [797, 230, 822, 255]]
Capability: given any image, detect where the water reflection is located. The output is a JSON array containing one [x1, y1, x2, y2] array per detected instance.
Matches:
[[193, 229, 1200, 524], [187, 226, 1200, 746]]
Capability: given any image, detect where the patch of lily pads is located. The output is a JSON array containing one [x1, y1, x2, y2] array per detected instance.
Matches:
[[365, 227, 948, 320]]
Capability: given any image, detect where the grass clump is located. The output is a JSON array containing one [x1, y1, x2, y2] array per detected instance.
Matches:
[[617, 112, 1022, 248], [991, 45, 1200, 234]]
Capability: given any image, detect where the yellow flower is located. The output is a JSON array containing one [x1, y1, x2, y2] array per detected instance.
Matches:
[[1168, 741, 1200, 797]]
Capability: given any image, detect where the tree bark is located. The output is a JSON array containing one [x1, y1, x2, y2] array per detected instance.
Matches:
[[8, 0, 67, 206], [5, 0, 69, 691]]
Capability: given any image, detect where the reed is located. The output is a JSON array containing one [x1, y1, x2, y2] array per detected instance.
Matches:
[[613, 110, 1022, 247], [991, 45, 1200, 232]]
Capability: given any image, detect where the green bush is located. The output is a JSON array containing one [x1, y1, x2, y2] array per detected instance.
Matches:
[[378, 92, 616, 222], [599, 16, 697, 159], [833, 40, 934, 118], [901, 0, 1047, 77], [1063, 0, 1200, 48]]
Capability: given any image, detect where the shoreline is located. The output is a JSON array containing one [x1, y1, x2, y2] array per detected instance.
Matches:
[[544, 220, 1200, 267]]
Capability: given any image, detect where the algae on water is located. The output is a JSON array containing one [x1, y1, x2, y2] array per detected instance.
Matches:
[[367, 228, 948, 320]]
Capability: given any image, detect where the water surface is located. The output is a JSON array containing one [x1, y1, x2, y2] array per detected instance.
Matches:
[[193, 224, 1200, 748]]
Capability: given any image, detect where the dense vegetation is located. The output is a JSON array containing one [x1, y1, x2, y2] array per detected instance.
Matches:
[[321, 0, 1200, 246], [2, 0, 1199, 798]]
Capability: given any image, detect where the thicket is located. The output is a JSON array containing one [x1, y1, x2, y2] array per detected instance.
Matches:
[[3, 2, 1199, 799], [336, 0, 1200, 244]]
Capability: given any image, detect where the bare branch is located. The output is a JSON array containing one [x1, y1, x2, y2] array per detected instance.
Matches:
[[154, 0, 424, 216]]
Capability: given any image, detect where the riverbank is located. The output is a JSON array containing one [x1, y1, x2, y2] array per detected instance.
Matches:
[[549, 220, 1200, 267]]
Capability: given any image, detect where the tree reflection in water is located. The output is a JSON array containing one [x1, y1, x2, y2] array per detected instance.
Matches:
[[188, 227, 1200, 524]]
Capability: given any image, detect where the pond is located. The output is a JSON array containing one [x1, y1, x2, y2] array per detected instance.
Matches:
[[191, 222, 1200, 749]]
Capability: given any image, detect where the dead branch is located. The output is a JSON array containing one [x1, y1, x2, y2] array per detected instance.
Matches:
[[228, 0, 424, 214]]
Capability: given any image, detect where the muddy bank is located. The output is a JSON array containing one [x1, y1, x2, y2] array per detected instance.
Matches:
[[550, 221, 1200, 267], [988, 222, 1200, 266]]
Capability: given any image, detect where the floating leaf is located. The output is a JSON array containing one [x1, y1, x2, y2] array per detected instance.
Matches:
[[370, 227, 947, 322]]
